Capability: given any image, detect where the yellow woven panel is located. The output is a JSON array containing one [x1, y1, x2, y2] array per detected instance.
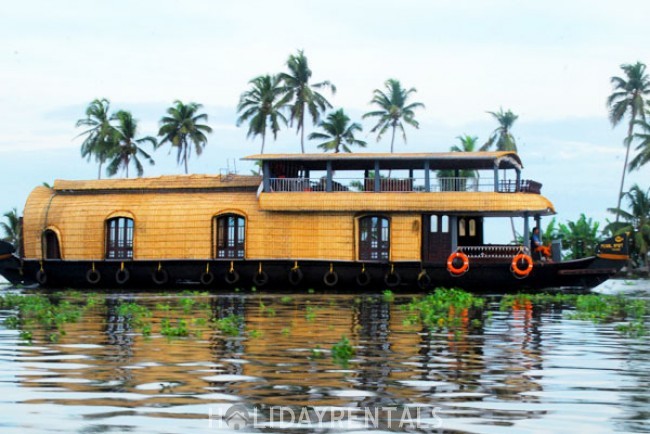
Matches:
[[259, 192, 555, 214], [23, 184, 545, 262], [22, 186, 422, 261]]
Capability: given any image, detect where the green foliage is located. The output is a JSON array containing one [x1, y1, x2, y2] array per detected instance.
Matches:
[[305, 305, 317, 322], [501, 292, 649, 337], [279, 50, 336, 153], [179, 297, 196, 313], [480, 108, 518, 152], [402, 288, 485, 331], [382, 289, 394, 303], [607, 62, 650, 214], [258, 301, 276, 317], [75, 98, 114, 180], [558, 214, 602, 259], [248, 329, 263, 339], [310, 345, 325, 360], [607, 184, 650, 269], [0, 293, 87, 343], [158, 100, 212, 174], [160, 318, 189, 337], [331, 336, 355, 367], [1, 207, 22, 252], [237, 74, 288, 155], [213, 314, 243, 336], [106, 110, 157, 178], [280, 296, 293, 304], [362, 78, 424, 153], [499, 293, 578, 311], [308, 108, 366, 153]]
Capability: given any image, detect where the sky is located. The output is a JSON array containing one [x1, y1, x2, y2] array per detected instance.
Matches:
[[1, 0, 649, 243]]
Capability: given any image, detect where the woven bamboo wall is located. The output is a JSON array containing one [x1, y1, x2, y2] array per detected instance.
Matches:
[[259, 192, 556, 214], [22, 185, 423, 262]]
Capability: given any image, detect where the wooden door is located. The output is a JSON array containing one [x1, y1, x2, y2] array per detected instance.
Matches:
[[422, 215, 451, 263]]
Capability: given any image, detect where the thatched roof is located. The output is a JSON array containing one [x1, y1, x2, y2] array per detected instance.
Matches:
[[53, 174, 261, 192]]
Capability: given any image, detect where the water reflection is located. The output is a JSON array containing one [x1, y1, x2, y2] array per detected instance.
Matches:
[[0, 287, 648, 433]]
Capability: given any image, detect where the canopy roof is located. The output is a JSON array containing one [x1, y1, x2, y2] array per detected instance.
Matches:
[[242, 151, 523, 171]]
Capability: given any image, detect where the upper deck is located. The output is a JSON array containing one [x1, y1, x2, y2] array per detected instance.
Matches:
[[243, 151, 540, 194]]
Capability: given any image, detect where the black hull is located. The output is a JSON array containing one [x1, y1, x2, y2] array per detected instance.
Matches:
[[0, 256, 624, 292]]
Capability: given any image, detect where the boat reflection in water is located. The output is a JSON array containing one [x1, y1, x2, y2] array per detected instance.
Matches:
[[1, 290, 648, 433]]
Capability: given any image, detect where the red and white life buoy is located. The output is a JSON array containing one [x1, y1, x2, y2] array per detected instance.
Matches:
[[447, 251, 469, 276]]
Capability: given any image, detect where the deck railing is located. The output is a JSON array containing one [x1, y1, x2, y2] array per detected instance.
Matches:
[[267, 177, 541, 193], [460, 245, 530, 259]]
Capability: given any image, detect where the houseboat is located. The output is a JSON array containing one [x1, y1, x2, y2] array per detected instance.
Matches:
[[0, 151, 629, 291]]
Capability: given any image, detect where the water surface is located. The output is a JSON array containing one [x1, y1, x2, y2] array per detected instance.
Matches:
[[0, 281, 648, 433]]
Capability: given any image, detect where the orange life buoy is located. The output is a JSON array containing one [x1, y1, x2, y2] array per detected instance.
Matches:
[[511, 253, 533, 277], [447, 251, 469, 276]]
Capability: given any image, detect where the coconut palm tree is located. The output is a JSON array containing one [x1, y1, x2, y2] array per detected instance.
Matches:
[[628, 115, 650, 171], [607, 61, 650, 221], [308, 109, 366, 153], [278, 50, 336, 153], [480, 108, 519, 152], [106, 110, 156, 178], [75, 98, 116, 179], [1, 208, 21, 246], [606, 184, 650, 269], [158, 100, 212, 174], [363, 79, 425, 153], [237, 74, 289, 154]]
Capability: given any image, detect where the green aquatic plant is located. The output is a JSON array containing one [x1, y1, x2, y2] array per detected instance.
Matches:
[[0, 293, 91, 343], [160, 318, 189, 337], [117, 302, 152, 326], [305, 305, 317, 322], [155, 302, 172, 311], [382, 289, 395, 303], [310, 345, 325, 360], [331, 336, 355, 367], [402, 288, 485, 331], [213, 314, 244, 336], [258, 301, 276, 317], [499, 293, 578, 311], [248, 329, 263, 339], [501, 292, 649, 337], [179, 297, 195, 313]]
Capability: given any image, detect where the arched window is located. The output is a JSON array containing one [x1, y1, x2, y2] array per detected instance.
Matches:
[[359, 216, 390, 261], [458, 218, 466, 237], [43, 229, 61, 259], [215, 214, 245, 259], [106, 217, 134, 259]]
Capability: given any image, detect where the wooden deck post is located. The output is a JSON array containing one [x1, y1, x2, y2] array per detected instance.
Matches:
[[450, 215, 458, 251], [523, 212, 530, 249], [374, 161, 380, 192], [263, 162, 270, 192], [424, 161, 430, 192], [326, 161, 333, 192]]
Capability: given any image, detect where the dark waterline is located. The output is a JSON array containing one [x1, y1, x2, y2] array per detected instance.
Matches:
[[0, 281, 648, 433]]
